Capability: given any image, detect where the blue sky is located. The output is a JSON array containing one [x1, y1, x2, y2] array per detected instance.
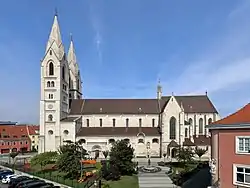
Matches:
[[0, 0, 250, 123]]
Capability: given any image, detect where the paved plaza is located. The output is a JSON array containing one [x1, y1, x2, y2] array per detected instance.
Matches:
[[138, 161, 179, 188]]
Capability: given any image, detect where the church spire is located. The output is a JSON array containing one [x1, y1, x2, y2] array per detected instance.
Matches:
[[46, 12, 64, 59], [67, 33, 78, 75]]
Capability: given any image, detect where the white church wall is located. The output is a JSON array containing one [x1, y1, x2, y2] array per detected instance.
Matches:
[[81, 114, 159, 128]]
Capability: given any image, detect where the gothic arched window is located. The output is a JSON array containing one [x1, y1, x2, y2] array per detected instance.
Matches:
[[47, 81, 50, 87], [62, 65, 65, 80], [49, 62, 54, 76], [169, 117, 176, 139], [208, 118, 212, 125], [51, 81, 55, 87], [199, 118, 203, 135], [185, 128, 188, 138]]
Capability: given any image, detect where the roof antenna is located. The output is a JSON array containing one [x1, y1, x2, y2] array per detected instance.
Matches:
[[205, 90, 208, 96]]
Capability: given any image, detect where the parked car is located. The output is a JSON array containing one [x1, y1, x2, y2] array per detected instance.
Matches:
[[19, 181, 48, 188], [0, 171, 14, 180], [2, 174, 20, 184], [8, 176, 31, 188], [16, 179, 44, 188]]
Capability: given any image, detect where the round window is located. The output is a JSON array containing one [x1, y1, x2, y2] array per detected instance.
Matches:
[[48, 130, 53, 135], [63, 130, 69, 135]]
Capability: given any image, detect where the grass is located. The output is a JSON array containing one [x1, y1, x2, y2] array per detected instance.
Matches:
[[26, 163, 102, 187], [103, 176, 139, 188]]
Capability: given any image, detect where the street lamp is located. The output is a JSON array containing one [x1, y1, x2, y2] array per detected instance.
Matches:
[[146, 142, 151, 166]]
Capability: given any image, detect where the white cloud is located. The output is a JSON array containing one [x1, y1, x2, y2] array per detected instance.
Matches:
[[160, 1, 250, 97], [88, 0, 103, 65]]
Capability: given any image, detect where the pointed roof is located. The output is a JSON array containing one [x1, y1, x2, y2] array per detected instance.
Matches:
[[212, 103, 250, 125], [46, 14, 64, 54], [67, 34, 78, 74]]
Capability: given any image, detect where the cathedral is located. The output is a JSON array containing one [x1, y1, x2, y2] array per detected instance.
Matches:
[[39, 13, 220, 159]]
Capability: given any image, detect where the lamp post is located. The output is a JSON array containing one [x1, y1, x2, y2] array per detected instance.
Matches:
[[80, 148, 84, 178], [146, 142, 151, 166]]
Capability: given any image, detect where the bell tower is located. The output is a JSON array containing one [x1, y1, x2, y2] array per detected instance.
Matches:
[[39, 12, 69, 153]]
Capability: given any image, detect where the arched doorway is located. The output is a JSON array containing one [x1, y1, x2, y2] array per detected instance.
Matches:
[[91, 145, 102, 159], [171, 148, 178, 158]]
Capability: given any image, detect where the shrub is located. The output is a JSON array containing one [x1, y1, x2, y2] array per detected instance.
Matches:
[[101, 161, 121, 181]]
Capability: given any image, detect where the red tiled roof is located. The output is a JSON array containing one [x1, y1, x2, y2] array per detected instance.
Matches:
[[27, 126, 39, 135], [0, 125, 29, 140], [212, 103, 250, 125]]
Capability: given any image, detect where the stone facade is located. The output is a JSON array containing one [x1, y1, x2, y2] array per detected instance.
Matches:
[[39, 13, 220, 159]]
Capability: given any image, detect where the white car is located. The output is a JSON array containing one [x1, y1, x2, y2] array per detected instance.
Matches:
[[1, 174, 19, 184]]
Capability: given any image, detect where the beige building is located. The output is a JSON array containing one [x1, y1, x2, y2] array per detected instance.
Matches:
[[39, 13, 220, 159], [27, 126, 39, 151]]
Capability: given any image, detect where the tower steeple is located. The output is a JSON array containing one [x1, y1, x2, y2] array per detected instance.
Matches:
[[67, 33, 78, 74], [67, 34, 82, 100], [46, 12, 64, 59]]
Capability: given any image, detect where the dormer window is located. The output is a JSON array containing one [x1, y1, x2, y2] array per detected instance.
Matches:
[[100, 108, 103, 112], [138, 108, 142, 112]]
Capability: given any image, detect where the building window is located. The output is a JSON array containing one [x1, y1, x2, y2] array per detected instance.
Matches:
[[13, 142, 15, 145], [48, 130, 53, 135], [48, 114, 53, 121], [152, 119, 155, 127], [208, 118, 212, 125], [47, 81, 50, 87], [99, 119, 102, 127], [234, 165, 250, 186], [26, 141, 28, 144], [49, 94, 53, 99], [86, 119, 89, 127], [63, 96, 66, 102], [138, 139, 144, 144], [185, 128, 188, 138], [236, 137, 250, 154], [139, 118, 142, 127], [152, 138, 159, 143], [63, 130, 69, 135], [112, 119, 116, 127], [20, 141, 22, 145], [169, 116, 176, 139], [49, 50, 52, 55], [49, 62, 54, 76], [199, 118, 203, 134], [124, 138, 130, 143], [79, 139, 86, 144], [62, 65, 65, 80], [51, 81, 55, 87], [126, 118, 129, 127]]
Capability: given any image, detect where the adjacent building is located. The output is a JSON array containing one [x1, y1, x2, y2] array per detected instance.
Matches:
[[27, 126, 40, 151], [207, 103, 250, 188], [39, 13, 220, 159], [0, 125, 31, 154]]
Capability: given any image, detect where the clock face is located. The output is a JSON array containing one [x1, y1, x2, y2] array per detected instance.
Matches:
[[48, 104, 53, 109]]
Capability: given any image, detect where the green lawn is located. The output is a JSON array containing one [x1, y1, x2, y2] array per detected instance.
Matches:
[[103, 176, 139, 188], [27, 163, 101, 187]]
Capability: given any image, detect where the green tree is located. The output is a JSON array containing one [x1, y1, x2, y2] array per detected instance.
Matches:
[[109, 140, 135, 175], [30, 151, 58, 170], [57, 140, 87, 179], [102, 151, 109, 159], [176, 147, 194, 166], [9, 152, 19, 171], [194, 146, 207, 161]]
